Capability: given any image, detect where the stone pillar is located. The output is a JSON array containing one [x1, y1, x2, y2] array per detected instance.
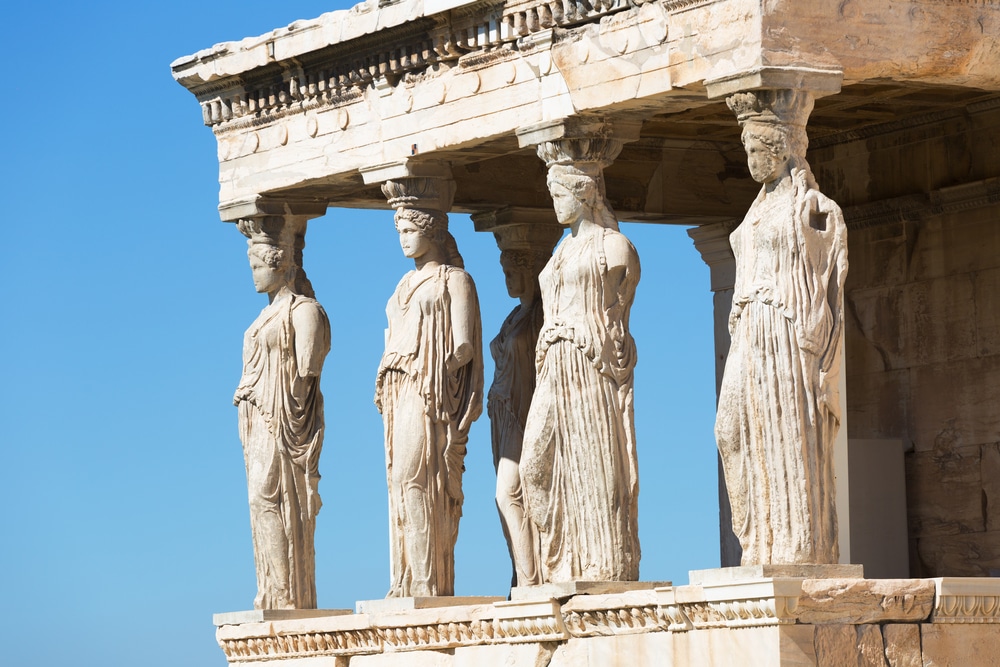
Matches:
[[364, 160, 485, 599], [512, 117, 644, 586], [688, 221, 742, 568], [223, 194, 331, 610], [705, 81, 850, 566], [473, 207, 562, 589]]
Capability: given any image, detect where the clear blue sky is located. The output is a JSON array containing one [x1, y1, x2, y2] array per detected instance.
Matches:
[[1, 2, 719, 665]]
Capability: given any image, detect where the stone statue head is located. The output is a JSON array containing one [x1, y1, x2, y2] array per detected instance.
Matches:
[[498, 248, 547, 300], [545, 164, 621, 231], [247, 242, 294, 296], [237, 216, 315, 299], [394, 207, 464, 268], [728, 89, 814, 187]]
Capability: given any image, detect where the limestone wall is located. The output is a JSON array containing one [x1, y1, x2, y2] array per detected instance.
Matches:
[[824, 102, 1000, 577]]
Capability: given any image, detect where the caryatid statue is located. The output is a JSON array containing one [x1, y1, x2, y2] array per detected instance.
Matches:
[[519, 133, 642, 583], [715, 89, 848, 565], [233, 213, 331, 609], [484, 219, 561, 589], [375, 176, 484, 597]]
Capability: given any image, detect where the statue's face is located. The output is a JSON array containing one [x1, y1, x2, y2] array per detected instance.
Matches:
[[549, 182, 584, 227], [249, 255, 287, 294], [503, 266, 527, 299], [744, 135, 788, 184], [397, 216, 431, 260]]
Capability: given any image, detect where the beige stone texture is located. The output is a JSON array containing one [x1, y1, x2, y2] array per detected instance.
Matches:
[[920, 623, 1000, 667], [356, 597, 504, 614], [795, 579, 934, 624], [814, 624, 889, 667], [881, 624, 921, 667]]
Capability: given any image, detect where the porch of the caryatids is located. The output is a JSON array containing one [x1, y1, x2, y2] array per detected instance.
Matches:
[[370, 164, 484, 598], [712, 86, 849, 567], [473, 208, 562, 591], [226, 196, 332, 610], [514, 118, 643, 585]]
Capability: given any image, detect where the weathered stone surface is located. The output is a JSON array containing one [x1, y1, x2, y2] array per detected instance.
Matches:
[[795, 579, 934, 624], [813, 624, 855, 667], [845, 286, 905, 375], [518, 131, 641, 584], [906, 208, 1000, 284], [845, 369, 909, 442], [905, 446, 983, 539], [972, 266, 1000, 358], [882, 624, 920, 667], [915, 532, 1000, 579], [909, 357, 1000, 453], [690, 565, 863, 586], [356, 597, 504, 614], [235, 213, 331, 610], [842, 222, 913, 291], [920, 623, 1000, 667], [375, 176, 484, 598], [716, 88, 847, 566], [983, 444, 1000, 533], [815, 624, 889, 667], [901, 274, 978, 368]]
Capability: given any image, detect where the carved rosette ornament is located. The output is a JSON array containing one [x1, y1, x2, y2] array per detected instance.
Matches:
[[715, 89, 848, 566], [519, 128, 642, 584], [375, 174, 484, 597], [234, 210, 331, 610]]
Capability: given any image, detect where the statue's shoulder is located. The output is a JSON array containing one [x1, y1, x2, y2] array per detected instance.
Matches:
[[290, 294, 330, 325], [443, 264, 476, 289], [602, 228, 640, 269]]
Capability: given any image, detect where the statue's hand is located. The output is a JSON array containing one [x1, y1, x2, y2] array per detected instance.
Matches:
[[233, 387, 251, 406], [446, 342, 473, 374]]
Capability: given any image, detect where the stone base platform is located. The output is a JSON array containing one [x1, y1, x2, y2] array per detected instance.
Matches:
[[214, 574, 1000, 665]]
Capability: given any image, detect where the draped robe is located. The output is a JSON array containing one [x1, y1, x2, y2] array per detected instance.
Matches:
[[520, 227, 641, 583], [235, 292, 330, 609], [375, 265, 483, 597], [715, 171, 848, 565], [488, 298, 544, 586]]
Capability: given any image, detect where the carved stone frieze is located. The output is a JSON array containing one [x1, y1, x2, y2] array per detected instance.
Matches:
[[214, 577, 1000, 662], [379, 619, 494, 651], [219, 627, 382, 662], [931, 578, 1000, 623]]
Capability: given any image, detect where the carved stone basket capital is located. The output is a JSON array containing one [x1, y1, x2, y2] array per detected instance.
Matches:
[[381, 176, 457, 214]]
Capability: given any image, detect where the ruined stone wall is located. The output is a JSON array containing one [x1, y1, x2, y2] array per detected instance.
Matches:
[[814, 103, 1000, 577]]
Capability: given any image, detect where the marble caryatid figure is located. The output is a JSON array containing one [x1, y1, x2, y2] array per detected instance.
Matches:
[[519, 137, 641, 583], [233, 215, 331, 609], [488, 223, 561, 589], [715, 89, 848, 565], [375, 178, 484, 597]]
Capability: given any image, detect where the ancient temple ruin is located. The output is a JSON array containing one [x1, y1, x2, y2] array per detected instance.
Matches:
[[173, 0, 1000, 663]]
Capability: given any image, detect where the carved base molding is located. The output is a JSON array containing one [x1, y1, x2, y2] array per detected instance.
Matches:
[[215, 575, 1000, 664]]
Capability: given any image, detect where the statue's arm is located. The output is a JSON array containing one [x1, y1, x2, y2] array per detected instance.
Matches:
[[603, 232, 640, 307], [291, 301, 331, 378], [447, 271, 478, 374]]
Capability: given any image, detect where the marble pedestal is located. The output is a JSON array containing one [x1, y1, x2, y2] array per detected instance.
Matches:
[[213, 575, 1000, 665]]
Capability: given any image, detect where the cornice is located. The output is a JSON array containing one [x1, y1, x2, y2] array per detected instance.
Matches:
[[188, 0, 651, 132], [843, 177, 1000, 231]]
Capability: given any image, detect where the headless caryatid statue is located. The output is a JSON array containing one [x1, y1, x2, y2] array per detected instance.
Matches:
[[487, 223, 561, 589], [519, 136, 642, 583], [375, 178, 483, 597], [233, 215, 331, 609], [715, 89, 848, 565]]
